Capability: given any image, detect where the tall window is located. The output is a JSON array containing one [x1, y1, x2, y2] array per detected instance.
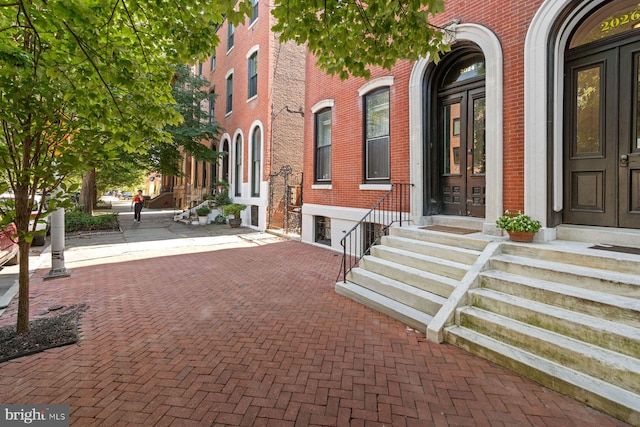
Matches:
[[364, 88, 390, 181], [209, 99, 214, 122], [227, 23, 234, 50], [234, 135, 242, 196], [248, 52, 258, 99], [315, 108, 332, 182], [251, 127, 262, 196], [194, 161, 199, 187], [250, 0, 259, 24], [226, 74, 233, 114], [198, 62, 203, 76], [210, 54, 216, 72]]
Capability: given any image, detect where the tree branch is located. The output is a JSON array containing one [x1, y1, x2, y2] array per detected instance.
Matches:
[[61, 21, 124, 117]]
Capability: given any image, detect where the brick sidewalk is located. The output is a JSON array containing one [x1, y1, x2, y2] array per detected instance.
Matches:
[[0, 238, 629, 426]]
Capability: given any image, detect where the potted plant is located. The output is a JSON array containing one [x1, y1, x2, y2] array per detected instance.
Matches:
[[196, 206, 211, 225], [496, 211, 542, 242], [221, 203, 247, 228]]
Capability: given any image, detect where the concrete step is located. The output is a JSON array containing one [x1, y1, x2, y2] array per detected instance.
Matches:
[[489, 254, 640, 298], [501, 243, 640, 275], [445, 326, 640, 426], [335, 279, 433, 333], [348, 267, 447, 316], [390, 227, 490, 251], [457, 304, 640, 394], [470, 287, 640, 358], [360, 256, 458, 298], [381, 235, 481, 265], [480, 270, 640, 329], [370, 245, 469, 280]]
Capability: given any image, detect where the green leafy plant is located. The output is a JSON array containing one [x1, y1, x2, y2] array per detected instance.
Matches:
[[221, 203, 247, 218], [496, 211, 542, 233], [65, 212, 119, 233], [212, 189, 231, 207], [196, 206, 211, 217]]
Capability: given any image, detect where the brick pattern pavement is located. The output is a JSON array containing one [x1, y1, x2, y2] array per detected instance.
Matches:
[[0, 239, 630, 426]]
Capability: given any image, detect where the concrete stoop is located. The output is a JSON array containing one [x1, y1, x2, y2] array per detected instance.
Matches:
[[335, 226, 640, 425]]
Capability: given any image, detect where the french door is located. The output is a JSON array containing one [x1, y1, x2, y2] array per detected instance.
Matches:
[[438, 88, 486, 217], [565, 38, 640, 228]]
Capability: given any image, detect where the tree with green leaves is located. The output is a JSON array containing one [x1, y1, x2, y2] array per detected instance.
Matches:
[[272, 0, 448, 80], [149, 64, 223, 177], [0, 0, 249, 333]]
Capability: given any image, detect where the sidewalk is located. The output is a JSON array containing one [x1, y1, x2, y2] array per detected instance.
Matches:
[[0, 203, 630, 426]]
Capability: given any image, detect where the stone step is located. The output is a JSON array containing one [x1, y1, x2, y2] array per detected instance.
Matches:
[[489, 254, 640, 298], [390, 226, 490, 251], [501, 243, 640, 275], [360, 256, 458, 298], [445, 326, 640, 426], [381, 235, 481, 265], [348, 268, 446, 316], [469, 287, 640, 358], [457, 304, 640, 394], [370, 245, 469, 280], [335, 278, 433, 334], [480, 270, 640, 329]]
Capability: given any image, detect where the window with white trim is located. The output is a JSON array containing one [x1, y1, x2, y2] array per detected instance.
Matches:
[[364, 88, 390, 181], [226, 74, 233, 114], [234, 134, 242, 196], [227, 23, 234, 51], [251, 126, 261, 196], [315, 108, 332, 182], [248, 52, 258, 99]]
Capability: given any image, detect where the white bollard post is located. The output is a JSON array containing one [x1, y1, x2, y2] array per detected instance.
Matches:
[[44, 207, 71, 280]]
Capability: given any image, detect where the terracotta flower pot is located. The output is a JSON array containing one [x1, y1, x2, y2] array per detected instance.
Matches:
[[507, 231, 535, 242]]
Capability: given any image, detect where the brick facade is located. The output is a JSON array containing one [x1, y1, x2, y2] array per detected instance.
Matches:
[[170, 2, 305, 232], [301, 0, 638, 250]]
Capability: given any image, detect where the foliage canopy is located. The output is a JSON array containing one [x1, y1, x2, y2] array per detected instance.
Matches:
[[272, 0, 448, 79]]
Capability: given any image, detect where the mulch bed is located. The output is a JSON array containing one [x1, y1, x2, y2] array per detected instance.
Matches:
[[0, 304, 87, 363]]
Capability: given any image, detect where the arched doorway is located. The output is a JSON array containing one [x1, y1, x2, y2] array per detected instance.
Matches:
[[564, 1, 640, 229], [428, 46, 486, 218]]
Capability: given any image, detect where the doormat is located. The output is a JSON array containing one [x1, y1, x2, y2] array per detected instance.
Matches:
[[589, 244, 640, 256], [421, 225, 478, 235]]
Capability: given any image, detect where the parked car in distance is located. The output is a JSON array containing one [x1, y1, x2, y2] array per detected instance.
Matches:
[[121, 191, 133, 199], [0, 221, 19, 267], [0, 192, 49, 246]]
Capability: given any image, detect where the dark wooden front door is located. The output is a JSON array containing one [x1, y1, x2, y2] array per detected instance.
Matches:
[[439, 88, 486, 217], [565, 38, 640, 228]]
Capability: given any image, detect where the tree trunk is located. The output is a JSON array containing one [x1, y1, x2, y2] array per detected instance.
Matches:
[[14, 187, 32, 333], [80, 169, 96, 214], [16, 239, 31, 333]]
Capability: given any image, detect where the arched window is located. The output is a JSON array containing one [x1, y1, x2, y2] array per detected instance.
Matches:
[[234, 134, 242, 196], [251, 126, 262, 196]]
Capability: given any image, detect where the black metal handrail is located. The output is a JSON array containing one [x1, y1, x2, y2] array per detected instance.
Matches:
[[339, 183, 412, 283]]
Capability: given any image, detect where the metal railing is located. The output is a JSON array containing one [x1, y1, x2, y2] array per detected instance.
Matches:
[[339, 183, 412, 283]]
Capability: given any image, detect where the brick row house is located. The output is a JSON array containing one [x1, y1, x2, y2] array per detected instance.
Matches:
[[302, 0, 640, 248], [301, 1, 640, 423], [168, 0, 305, 232]]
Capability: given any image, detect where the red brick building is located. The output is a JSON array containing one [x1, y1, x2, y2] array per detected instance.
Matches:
[[170, 0, 305, 231], [301, 0, 640, 249]]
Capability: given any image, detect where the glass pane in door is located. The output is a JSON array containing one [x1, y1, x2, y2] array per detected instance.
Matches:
[[443, 103, 461, 175], [636, 55, 640, 150], [575, 66, 602, 155], [472, 97, 486, 174]]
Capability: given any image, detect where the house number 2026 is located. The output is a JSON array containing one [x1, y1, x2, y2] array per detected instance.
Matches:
[[601, 6, 640, 32]]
